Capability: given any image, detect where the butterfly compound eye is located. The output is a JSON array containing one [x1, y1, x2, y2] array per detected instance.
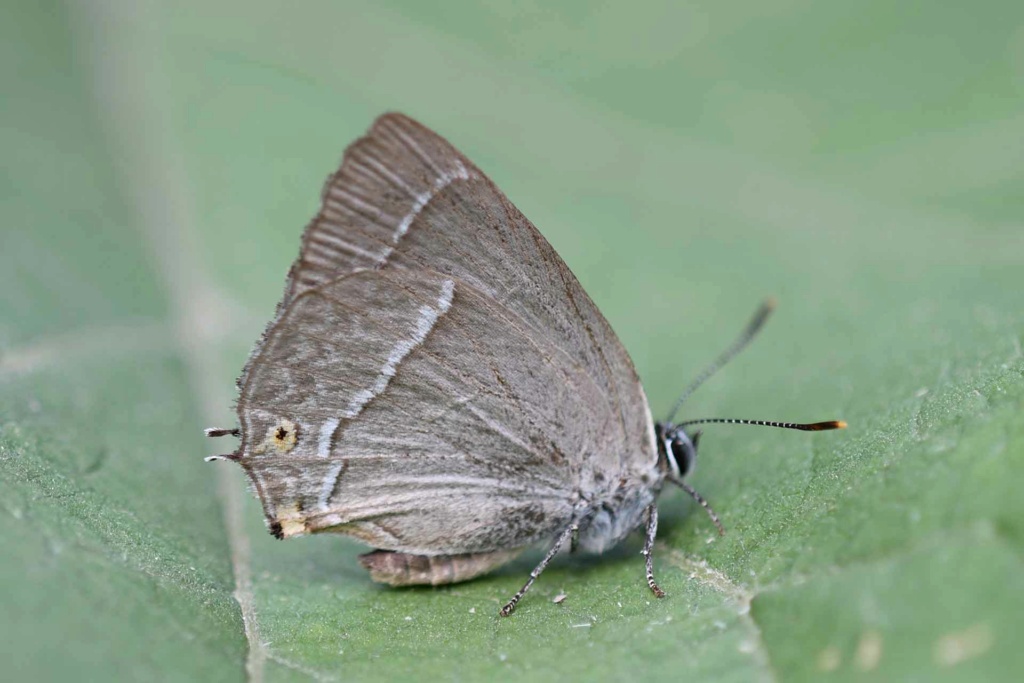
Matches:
[[670, 435, 697, 478], [655, 422, 697, 478]]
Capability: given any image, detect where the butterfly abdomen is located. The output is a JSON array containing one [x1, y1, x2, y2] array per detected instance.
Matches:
[[358, 549, 524, 586]]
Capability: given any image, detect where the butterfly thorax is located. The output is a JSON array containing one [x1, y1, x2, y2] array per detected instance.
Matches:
[[575, 464, 664, 554]]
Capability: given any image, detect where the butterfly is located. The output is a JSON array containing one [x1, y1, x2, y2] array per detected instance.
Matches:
[[206, 113, 844, 615]]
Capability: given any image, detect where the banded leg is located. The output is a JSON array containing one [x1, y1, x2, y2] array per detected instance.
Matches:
[[642, 503, 665, 598], [500, 523, 577, 617], [676, 478, 725, 536]]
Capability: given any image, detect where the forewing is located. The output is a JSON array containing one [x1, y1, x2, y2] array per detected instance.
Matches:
[[238, 268, 624, 554], [245, 113, 657, 474], [281, 114, 474, 304]]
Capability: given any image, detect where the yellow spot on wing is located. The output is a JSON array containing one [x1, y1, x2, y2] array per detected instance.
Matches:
[[277, 502, 307, 538], [253, 418, 298, 454]]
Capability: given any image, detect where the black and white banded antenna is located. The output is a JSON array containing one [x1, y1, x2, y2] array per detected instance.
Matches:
[[663, 298, 846, 433], [664, 298, 777, 424]]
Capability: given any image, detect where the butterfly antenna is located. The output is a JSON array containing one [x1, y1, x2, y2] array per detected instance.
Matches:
[[677, 418, 847, 431], [665, 298, 776, 423]]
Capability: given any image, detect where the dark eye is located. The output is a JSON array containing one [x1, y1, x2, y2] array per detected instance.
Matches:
[[670, 439, 696, 477]]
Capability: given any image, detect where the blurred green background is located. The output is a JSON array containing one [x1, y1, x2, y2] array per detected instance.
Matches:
[[2, 1, 1023, 681]]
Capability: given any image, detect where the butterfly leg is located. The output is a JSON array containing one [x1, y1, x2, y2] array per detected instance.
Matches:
[[359, 549, 523, 586], [500, 522, 578, 617], [642, 503, 666, 598]]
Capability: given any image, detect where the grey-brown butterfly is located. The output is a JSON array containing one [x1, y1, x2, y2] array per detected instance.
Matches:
[[206, 113, 845, 616]]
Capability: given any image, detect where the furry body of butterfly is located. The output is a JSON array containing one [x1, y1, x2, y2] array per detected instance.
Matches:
[[207, 113, 842, 615]]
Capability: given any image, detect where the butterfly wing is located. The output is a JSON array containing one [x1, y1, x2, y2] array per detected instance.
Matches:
[[239, 268, 620, 553], [236, 114, 659, 553]]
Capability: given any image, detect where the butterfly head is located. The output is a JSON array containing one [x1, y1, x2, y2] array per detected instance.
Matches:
[[655, 422, 702, 480]]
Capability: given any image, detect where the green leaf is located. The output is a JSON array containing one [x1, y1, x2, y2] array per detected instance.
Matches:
[[3, 1, 1022, 681]]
